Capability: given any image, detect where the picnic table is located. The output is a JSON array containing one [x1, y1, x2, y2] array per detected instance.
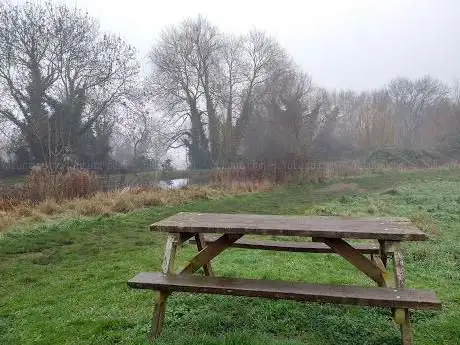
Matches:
[[128, 212, 441, 345]]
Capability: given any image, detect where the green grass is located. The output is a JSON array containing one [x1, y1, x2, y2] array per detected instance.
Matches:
[[0, 174, 27, 184], [1, 168, 460, 344]]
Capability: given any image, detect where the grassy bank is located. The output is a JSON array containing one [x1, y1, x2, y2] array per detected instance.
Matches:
[[0, 181, 270, 233], [1, 168, 459, 344]]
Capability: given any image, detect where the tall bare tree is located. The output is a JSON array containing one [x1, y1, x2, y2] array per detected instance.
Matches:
[[388, 76, 448, 148], [149, 17, 323, 166], [218, 35, 245, 163], [227, 30, 287, 161], [0, 1, 138, 168], [149, 16, 216, 169]]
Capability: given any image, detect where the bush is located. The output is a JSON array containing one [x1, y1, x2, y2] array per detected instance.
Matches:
[[24, 167, 100, 202], [366, 149, 443, 168], [15, 203, 35, 217], [74, 199, 109, 216], [0, 185, 26, 211], [38, 199, 62, 215], [112, 197, 135, 213], [0, 211, 13, 230]]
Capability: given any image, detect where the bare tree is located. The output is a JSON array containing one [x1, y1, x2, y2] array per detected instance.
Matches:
[[0, 1, 138, 168], [149, 17, 214, 169], [343, 89, 395, 150], [112, 89, 167, 169], [262, 68, 313, 158], [218, 35, 245, 163], [228, 30, 287, 161], [149, 17, 329, 166], [187, 17, 222, 164], [148, 16, 460, 167], [388, 76, 448, 148]]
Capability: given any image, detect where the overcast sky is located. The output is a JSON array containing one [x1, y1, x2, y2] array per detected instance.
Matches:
[[55, 0, 460, 91]]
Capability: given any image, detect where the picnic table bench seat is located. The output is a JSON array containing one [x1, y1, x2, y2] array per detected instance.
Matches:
[[129, 272, 441, 310], [189, 236, 395, 254]]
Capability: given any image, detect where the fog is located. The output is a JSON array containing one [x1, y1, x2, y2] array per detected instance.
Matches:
[[1, 0, 460, 173], [61, 0, 460, 90]]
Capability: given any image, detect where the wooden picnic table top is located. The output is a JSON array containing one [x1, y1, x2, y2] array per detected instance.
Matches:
[[150, 212, 427, 241]]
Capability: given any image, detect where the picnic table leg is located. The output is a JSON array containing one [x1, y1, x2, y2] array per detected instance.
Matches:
[[150, 233, 178, 340], [178, 233, 243, 274], [392, 242, 413, 345], [194, 233, 214, 276], [378, 240, 388, 268], [323, 238, 388, 287], [151, 233, 240, 339]]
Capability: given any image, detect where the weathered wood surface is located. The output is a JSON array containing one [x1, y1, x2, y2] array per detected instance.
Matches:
[[189, 236, 394, 254], [393, 243, 406, 289], [151, 234, 178, 339], [194, 234, 213, 276], [392, 241, 413, 344], [400, 308, 413, 345], [323, 238, 387, 287], [378, 240, 389, 267], [178, 234, 243, 275], [151, 213, 426, 241], [128, 272, 441, 310]]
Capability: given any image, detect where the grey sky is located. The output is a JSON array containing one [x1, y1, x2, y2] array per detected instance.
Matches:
[[57, 0, 460, 91]]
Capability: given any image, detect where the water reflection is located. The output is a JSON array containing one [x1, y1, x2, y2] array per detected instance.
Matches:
[[158, 178, 189, 189]]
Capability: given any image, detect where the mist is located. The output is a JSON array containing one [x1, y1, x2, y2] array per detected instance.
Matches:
[[0, 0, 460, 173]]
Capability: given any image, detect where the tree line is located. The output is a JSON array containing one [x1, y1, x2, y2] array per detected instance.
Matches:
[[1, 2, 459, 173]]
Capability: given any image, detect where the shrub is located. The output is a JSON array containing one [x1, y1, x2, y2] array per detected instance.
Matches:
[[112, 197, 136, 213], [139, 192, 164, 207], [15, 203, 35, 217], [38, 199, 62, 215], [74, 199, 109, 216], [0, 211, 13, 230], [0, 185, 25, 211], [24, 167, 100, 202]]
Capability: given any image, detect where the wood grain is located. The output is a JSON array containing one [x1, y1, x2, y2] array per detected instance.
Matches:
[[194, 234, 213, 276], [128, 272, 441, 310], [178, 234, 242, 275], [323, 238, 387, 287], [151, 213, 426, 241], [150, 233, 178, 339], [189, 236, 393, 254]]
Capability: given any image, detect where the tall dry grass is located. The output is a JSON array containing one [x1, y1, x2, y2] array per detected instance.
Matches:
[[0, 179, 271, 232], [0, 167, 100, 211], [24, 167, 100, 201]]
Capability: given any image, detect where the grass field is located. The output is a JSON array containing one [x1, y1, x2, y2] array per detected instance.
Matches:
[[1, 168, 459, 344]]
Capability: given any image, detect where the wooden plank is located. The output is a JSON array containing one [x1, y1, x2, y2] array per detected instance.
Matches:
[[323, 238, 387, 287], [189, 236, 393, 254], [372, 255, 392, 287], [392, 241, 413, 344], [161, 234, 178, 274], [151, 213, 426, 241], [393, 243, 406, 289], [128, 272, 442, 310], [372, 255, 386, 272], [378, 240, 388, 267], [178, 234, 243, 275], [194, 234, 213, 276], [151, 291, 168, 339], [150, 233, 178, 339], [401, 309, 413, 345]]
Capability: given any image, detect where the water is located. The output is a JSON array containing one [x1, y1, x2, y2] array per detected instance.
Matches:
[[157, 178, 189, 189]]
